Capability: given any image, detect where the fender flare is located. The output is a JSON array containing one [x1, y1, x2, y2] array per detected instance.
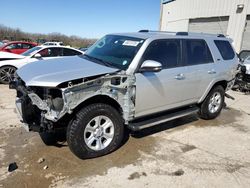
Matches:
[[198, 80, 227, 104]]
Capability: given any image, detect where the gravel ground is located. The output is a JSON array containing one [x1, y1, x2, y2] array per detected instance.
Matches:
[[0, 84, 250, 188]]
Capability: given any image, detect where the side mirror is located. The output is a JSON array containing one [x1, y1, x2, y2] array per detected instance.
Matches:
[[33, 53, 42, 58], [139, 60, 162, 73]]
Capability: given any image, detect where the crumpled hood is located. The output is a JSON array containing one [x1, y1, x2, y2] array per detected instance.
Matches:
[[17, 56, 118, 87]]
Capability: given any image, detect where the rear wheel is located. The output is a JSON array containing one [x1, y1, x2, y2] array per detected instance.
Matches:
[[0, 66, 17, 84], [199, 85, 225, 120], [67, 103, 124, 159]]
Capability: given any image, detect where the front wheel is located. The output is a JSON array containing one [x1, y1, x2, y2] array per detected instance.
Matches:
[[67, 103, 124, 159], [199, 85, 225, 120], [0, 66, 17, 84]]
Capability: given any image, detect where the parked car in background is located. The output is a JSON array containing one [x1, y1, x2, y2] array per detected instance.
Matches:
[[238, 50, 250, 62], [0, 45, 83, 84], [0, 41, 37, 54], [42, 42, 63, 46], [0, 51, 24, 61], [10, 31, 238, 159], [245, 55, 250, 63], [2, 40, 10, 45]]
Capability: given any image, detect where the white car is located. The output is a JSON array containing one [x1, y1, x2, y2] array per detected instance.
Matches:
[[42, 42, 63, 46], [244, 56, 250, 63], [0, 51, 24, 61], [0, 45, 83, 84]]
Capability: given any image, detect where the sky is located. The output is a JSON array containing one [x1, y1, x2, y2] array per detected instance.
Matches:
[[1, 0, 161, 38]]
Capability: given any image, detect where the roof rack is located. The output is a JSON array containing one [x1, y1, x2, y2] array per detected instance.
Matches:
[[138, 30, 150, 32], [217, 34, 225, 38], [138, 30, 176, 34], [138, 30, 226, 38], [176, 32, 188, 36]]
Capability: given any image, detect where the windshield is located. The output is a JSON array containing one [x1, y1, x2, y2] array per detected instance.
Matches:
[[0, 42, 3, 47], [84, 35, 145, 70], [22, 46, 42, 56]]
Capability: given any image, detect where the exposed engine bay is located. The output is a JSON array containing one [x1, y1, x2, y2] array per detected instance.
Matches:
[[10, 73, 136, 132], [233, 63, 250, 93]]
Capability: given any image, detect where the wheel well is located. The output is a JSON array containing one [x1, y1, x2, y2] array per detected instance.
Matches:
[[73, 95, 123, 115], [198, 80, 227, 104], [213, 80, 227, 90], [0, 65, 17, 70]]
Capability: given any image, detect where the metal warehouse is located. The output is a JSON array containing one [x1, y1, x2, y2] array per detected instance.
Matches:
[[160, 0, 250, 53]]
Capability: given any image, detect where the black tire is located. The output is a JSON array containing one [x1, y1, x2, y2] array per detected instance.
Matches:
[[0, 66, 17, 84], [199, 85, 225, 120], [67, 103, 124, 159], [39, 132, 57, 145], [39, 129, 66, 146]]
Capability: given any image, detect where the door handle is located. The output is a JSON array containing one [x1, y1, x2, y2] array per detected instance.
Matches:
[[208, 70, 216, 74], [175, 73, 185, 80]]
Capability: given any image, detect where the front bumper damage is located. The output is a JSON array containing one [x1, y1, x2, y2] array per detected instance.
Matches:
[[10, 73, 136, 132], [15, 97, 30, 132]]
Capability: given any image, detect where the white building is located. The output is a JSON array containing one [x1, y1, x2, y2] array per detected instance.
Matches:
[[160, 0, 250, 52]]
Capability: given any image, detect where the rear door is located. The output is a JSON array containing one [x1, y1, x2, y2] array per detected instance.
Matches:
[[182, 39, 215, 99]]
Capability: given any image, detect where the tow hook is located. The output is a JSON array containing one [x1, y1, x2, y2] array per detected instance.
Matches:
[[225, 93, 235, 100]]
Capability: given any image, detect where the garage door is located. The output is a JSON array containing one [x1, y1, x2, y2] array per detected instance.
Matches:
[[189, 16, 229, 35], [242, 15, 250, 51]]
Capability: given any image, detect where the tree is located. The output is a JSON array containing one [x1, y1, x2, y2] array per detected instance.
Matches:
[[0, 24, 97, 48]]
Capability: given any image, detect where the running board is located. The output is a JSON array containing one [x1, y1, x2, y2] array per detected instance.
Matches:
[[128, 106, 199, 131]]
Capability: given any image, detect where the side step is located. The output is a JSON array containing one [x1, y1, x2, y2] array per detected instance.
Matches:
[[128, 106, 199, 131]]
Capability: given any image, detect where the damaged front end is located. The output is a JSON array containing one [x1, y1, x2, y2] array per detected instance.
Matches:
[[233, 64, 250, 93], [10, 73, 136, 132]]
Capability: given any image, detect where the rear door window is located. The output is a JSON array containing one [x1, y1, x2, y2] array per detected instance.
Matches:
[[214, 40, 235, 60], [22, 43, 33, 49], [15, 43, 22, 49], [142, 39, 181, 69], [63, 48, 82, 56], [184, 39, 214, 66]]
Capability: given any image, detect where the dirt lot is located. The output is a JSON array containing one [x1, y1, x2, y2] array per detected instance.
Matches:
[[0, 84, 250, 188]]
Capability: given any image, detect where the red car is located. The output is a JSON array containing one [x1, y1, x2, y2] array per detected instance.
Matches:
[[0, 41, 37, 54]]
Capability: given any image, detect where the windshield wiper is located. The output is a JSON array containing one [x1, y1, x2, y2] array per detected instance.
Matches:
[[84, 54, 115, 68]]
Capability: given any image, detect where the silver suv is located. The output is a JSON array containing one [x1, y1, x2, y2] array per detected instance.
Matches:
[[10, 31, 238, 159]]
